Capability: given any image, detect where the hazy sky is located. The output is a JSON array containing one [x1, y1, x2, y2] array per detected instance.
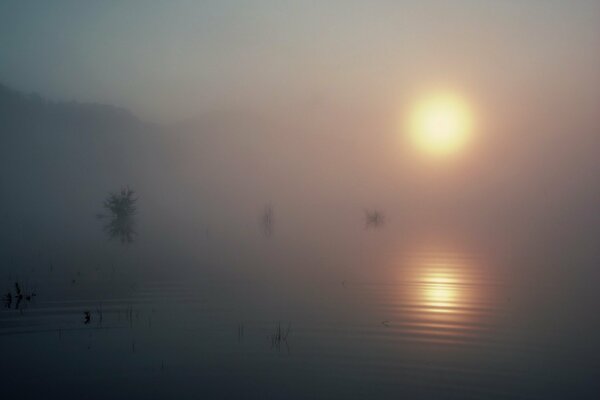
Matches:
[[1, 0, 599, 121]]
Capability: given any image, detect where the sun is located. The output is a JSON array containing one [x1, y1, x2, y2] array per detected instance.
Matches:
[[407, 92, 474, 157]]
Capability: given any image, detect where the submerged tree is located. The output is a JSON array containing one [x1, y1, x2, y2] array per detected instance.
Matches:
[[260, 204, 274, 237], [104, 187, 137, 219], [98, 186, 137, 244], [364, 209, 384, 229]]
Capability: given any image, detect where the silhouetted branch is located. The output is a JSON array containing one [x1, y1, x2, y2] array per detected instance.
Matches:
[[261, 204, 274, 237], [100, 186, 138, 244], [365, 209, 384, 229]]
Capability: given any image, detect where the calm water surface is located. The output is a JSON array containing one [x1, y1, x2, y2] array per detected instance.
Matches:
[[1, 237, 599, 399]]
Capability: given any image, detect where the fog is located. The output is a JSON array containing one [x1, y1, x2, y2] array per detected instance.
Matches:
[[2, 76, 599, 285], [1, 2, 600, 399]]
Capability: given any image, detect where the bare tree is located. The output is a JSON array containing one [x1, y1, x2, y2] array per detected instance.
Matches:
[[98, 186, 138, 243], [261, 204, 274, 237], [364, 209, 384, 229]]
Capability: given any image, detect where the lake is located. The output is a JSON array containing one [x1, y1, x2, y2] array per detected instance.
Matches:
[[2, 225, 599, 399]]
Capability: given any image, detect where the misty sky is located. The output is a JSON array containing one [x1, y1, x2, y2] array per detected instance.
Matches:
[[1, 0, 599, 121]]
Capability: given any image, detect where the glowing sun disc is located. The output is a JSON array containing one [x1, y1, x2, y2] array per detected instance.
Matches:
[[408, 92, 474, 157]]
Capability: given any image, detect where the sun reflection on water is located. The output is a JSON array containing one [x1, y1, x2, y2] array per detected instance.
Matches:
[[422, 271, 458, 310], [392, 249, 491, 330]]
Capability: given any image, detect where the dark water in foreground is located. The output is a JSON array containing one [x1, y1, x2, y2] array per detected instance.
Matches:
[[1, 238, 600, 399]]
